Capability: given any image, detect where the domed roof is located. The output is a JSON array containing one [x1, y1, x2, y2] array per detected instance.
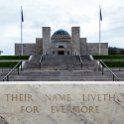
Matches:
[[52, 29, 71, 40]]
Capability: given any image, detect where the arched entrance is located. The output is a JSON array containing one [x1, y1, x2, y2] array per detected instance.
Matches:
[[58, 45, 65, 55], [58, 51, 64, 55]]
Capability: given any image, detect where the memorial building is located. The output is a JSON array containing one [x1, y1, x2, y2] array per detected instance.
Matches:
[[8, 27, 124, 81], [15, 27, 108, 56]]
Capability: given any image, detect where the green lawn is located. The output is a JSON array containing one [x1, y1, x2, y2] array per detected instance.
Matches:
[[0, 55, 29, 68], [103, 61, 124, 68], [0, 62, 19, 68], [93, 55, 124, 60], [0, 55, 29, 60], [93, 55, 124, 68]]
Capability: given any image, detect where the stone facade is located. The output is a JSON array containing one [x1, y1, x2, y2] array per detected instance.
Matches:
[[15, 26, 108, 56], [0, 84, 124, 124], [80, 38, 89, 55], [36, 38, 43, 55], [15, 43, 36, 55], [88, 43, 108, 55]]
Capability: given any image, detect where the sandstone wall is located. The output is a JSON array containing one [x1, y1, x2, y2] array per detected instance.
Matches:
[[88, 43, 108, 55], [80, 38, 89, 55], [15, 43, 36, 55], [36, 38, 43, 55]]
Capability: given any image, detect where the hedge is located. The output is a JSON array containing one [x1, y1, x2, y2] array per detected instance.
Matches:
[[103, 61, 124, 68], [0, 56, 29, 60], [0, 62, 18, 68], [93, 55, 124, 60]]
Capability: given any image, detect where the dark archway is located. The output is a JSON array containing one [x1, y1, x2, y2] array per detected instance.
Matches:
[[58, 45, 65, 55], [58, 45, 64, 48], [58, 51, 64, 55]]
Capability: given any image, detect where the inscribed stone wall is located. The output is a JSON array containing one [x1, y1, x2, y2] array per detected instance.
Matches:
[[0, 84, 124, 124]]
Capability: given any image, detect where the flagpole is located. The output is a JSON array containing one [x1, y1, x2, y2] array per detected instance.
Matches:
[[21, 6, 23, 56], [99, 5, 101, 55]]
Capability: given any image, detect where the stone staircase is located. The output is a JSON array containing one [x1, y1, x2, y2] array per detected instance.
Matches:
[[23, 55, 41, 69], [10, 69, 112, 81], [1, 55, 124, 81], [40, 55, 99, 71], [40, 55, 81, 70], [3, 55, 116, 81], [105, 69, 124, 81], [0, 69, 11, 81], [80, 56, 99, 71]]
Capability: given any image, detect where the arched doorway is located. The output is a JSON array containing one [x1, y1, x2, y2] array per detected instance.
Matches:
[[58, 51, 64, 55], [58, 45, 65, 55], [58, 45, 64, 48]]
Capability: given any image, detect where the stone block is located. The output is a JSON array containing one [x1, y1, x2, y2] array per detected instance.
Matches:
[[0, 83, 124, 124]]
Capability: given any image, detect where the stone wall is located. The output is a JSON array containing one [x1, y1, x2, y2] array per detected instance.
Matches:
[[80, 38, 89, 55], [36, 38, 43, 55], [15, 43, 36, 55], [88, 43, 108, 55], [0, 84, 124, 124]]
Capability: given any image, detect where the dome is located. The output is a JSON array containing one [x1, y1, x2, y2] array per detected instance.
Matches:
[[52, 29, 71, 40]]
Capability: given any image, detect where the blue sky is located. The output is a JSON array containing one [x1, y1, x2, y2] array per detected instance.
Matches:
[[0, 0, 124, 55]]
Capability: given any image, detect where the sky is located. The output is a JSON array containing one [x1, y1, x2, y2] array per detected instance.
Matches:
[[0, 0, 124, 55]]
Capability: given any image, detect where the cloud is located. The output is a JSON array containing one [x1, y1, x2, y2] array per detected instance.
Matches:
[[0, 0, 124, 55]]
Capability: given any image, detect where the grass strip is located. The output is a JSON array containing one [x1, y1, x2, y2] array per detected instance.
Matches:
[[0, 62, 18, 68], [103, 61, 124, 68], [0, 56, 29, 60], [93, 55, 124, 60]]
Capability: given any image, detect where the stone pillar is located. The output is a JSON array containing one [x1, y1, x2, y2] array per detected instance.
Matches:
[[71, 27, 80, 55], [36, 38, 43, 55], [42, 27, 51, 55], [80, 38, 89, 55]]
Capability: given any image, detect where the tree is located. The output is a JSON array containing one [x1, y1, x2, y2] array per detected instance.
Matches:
[[108, 47, 124, 55], [0, 50, 3, 55]]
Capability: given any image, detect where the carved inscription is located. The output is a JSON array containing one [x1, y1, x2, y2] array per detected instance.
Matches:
[[45, 93, 119, 114], [2, 93, 120, 114], [51, 105, 100, 113], [21, 106, 39, 113], [45, 94, 71, 101], [5, 94, 33, 102], [4, 94, 39, 114]]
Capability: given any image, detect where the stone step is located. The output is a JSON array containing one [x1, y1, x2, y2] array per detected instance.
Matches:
[[2, 68, 124, 81], [2, 55, 121, 81], [9, 69, 112, 81], [23, 55, 99, 71], [40, 55, 99, 70]]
